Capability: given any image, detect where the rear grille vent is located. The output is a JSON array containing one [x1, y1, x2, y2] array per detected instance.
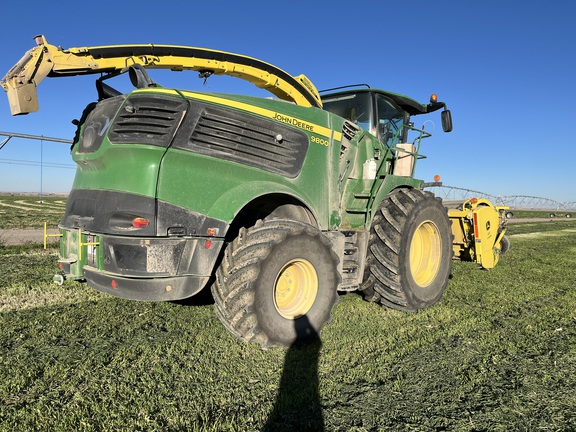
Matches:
[[185, 105, 308, 178], [108, 94, 187, 147]]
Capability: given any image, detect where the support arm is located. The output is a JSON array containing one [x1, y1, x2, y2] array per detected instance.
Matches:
[[2, 35, 322, 115]]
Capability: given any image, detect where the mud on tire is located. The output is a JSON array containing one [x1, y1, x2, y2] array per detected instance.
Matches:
[[360, 188, 453, 312], [212, 219, 340, 348]]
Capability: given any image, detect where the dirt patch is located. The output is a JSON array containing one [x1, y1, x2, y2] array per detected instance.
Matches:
[[0, 229, 60, 246]]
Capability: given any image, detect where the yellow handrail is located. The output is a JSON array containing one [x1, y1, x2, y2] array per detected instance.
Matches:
[[43, 222, 62, 249]]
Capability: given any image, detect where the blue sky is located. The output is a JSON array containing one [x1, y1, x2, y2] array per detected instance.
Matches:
[[1, 1, 575, 203]]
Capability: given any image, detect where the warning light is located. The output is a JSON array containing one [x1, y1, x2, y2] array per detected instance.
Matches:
[[433, 174, 441, 182], [205, 240, 212, 249], [132, 217, 149, 228], [471, 197, 479, 204], [207, 227, 218, 236], [430, 94, 438, 103], [111, 280, 117, 289]]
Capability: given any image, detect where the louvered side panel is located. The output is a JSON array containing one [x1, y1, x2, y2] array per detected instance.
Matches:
[[108, 94, 187, 147], [185, 105, 309, 178]]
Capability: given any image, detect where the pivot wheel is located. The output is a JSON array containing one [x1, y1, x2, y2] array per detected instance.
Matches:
[[361, 188, 453, 312], [212, 219, 340, 348]]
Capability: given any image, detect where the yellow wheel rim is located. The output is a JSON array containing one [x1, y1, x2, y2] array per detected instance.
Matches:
[[274, 259, 318, 319], [409, 221, 442, 287]]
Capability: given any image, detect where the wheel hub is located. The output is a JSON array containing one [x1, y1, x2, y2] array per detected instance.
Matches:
[[409, 221, 442, 287], [274, 259, 318, 319]]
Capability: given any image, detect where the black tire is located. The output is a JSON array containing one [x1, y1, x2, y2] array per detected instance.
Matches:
[[360, 188, 453, 312], [499, 235, 511, 255], [212, 219, 340, 348]]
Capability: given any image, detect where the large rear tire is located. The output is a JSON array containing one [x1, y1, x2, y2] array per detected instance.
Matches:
[[360, 188, 453, 312], [212, 219, 340, 348]]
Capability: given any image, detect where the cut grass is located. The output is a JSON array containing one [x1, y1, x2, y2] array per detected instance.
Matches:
[[0, 220, 575, 431], [0, 195, 66, 229]]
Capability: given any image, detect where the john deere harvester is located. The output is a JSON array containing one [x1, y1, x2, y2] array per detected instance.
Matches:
[[2, 35, 508, 347]]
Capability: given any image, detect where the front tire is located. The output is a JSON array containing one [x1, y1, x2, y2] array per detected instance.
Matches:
[[360, 188, 453, 312], [212, 219, 340, 348]]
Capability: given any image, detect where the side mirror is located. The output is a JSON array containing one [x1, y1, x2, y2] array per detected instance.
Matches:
[[441, 110, 453, 133]]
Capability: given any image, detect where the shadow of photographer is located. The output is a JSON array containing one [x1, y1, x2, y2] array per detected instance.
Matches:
[[263, 315, 324, 431]]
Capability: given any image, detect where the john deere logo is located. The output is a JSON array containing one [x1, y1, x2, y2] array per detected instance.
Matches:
[[486, 221, 491, 231]]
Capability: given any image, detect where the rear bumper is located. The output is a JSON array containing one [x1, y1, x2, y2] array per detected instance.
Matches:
[[83, 266, 209, 301], [58, 229, 223, 301]]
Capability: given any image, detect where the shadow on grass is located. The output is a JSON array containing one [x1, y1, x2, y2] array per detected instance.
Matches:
[[263, 315, 324, 432], [169, 286, 215, 307]]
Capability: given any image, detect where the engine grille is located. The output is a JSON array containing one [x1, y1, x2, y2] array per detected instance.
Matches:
[[108, 94, 187, 147], [183, 104, 308, 178]]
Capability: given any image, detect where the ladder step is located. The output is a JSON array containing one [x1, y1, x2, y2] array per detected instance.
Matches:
[[343, 261, 358, 274], [344, 247, 358, 255], [345, 207, 368, 214], [354, 192, 371, 199]]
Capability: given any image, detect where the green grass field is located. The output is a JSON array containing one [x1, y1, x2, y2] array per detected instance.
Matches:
[[0, 196, 575, 431], [0, 195, 66, 229]]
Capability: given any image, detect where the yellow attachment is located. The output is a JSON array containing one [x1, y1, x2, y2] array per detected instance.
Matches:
[[471, 204, 500, 268], [447, 198, 508, 269], [1, 35, 322, 115], [409, 221, 442, 286], [274, 259, 318, 319]]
